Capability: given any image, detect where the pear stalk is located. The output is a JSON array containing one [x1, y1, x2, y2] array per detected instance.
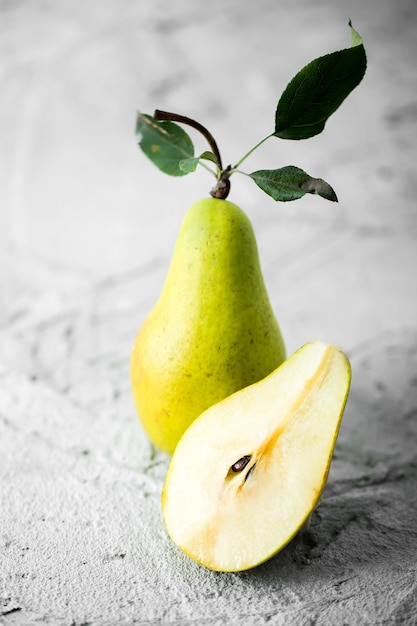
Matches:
[[154, 109, 223, 172]]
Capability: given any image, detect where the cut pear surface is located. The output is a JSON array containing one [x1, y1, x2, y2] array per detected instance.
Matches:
[[162, 341, 351, 572]]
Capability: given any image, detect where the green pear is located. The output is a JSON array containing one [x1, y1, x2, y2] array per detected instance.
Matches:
[[130, 197, 285, 454], [162, 341, 351, 572]]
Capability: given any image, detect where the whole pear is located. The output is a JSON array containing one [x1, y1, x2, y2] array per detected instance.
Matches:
[[130, 197, 285, 454]]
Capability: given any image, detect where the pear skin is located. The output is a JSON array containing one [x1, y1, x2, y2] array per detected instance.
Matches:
[[130, 197, 285, 454]]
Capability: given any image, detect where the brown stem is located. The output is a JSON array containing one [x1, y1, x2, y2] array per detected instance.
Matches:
[[153, 109, 223, 172], [210, 165, 232, 200]]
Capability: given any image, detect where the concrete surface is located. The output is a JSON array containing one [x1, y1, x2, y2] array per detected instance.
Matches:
[[1, 0, 417, 624]]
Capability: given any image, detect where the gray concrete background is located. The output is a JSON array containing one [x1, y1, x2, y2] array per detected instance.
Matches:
[[1, 0, 417, 624]]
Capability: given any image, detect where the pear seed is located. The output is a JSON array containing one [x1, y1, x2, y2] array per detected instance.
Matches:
[[244, 463, 256, 483], [231, 455, 251, 473]]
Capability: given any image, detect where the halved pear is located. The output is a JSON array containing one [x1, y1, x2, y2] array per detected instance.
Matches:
[[162, 341, 351, 572]]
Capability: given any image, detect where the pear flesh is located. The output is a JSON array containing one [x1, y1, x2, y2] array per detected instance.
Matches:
[[131, 198, 285, 454], [162, 341, 351, 572]]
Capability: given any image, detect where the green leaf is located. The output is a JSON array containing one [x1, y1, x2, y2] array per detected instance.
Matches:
[[274, 21, 367, 140], [136, 112, 194, 176], [199, 151, 219, 165], [249, 166, 338, 202], [348, 19, 363, 47], [179, 157, 200, 173], [179, 151, 218, 174]]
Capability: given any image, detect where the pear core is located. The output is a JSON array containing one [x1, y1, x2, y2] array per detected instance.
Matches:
[[162, 341, 351, 572], [130, 197, 285, 454]]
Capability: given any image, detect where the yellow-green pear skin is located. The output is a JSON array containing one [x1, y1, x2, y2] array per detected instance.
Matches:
[[162, 341, 351, 572], [130, 197, 285, 454]]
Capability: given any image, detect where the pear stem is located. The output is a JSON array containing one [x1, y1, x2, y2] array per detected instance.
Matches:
[[210, 165, 232, 200], [154, 109, 233, 199], [154, 109, 223, 172], [231, 133, 274, 170]]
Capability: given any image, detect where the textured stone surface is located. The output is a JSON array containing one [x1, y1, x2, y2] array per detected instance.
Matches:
[[1, 1, 417, 624]]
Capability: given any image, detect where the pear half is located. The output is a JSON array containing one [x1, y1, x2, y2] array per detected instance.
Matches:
[[162, 341, 351, 572]]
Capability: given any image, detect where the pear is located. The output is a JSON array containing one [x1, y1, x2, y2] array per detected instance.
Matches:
[[162, 341, 351, 572], [130, 197, 285, 454]]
